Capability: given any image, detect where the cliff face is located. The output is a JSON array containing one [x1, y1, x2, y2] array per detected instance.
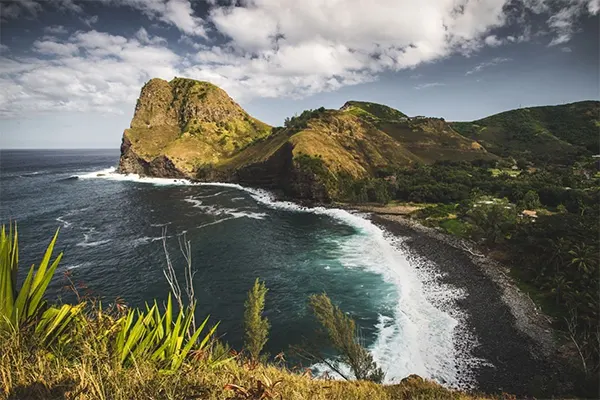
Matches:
[[118, 78, 495, 202], [117, 77, 271, 177]]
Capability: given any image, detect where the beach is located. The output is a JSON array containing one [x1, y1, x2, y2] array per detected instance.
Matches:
[[362, 211, 573, 396]]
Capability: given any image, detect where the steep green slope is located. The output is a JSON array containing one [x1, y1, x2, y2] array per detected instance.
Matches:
[[341, 101, 493, 163], [211, 109, 421, 201], [341, 100, 408, 123], [118, 77, 271, 176], [118, 78, 597, 202], [451, 101, 600, 165]]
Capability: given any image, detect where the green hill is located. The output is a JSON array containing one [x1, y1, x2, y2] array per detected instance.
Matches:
[[451, 101, 600, 165], [117, 78, 597, 202], [118, 77, 271, 177], [341, 101, 493, 163]]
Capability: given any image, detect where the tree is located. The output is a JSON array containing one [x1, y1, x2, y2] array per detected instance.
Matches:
[[244, 278, 270, 363], [522, 190, 541, 210], [466, 197, 517, 244], [309, 293, 384, 383]]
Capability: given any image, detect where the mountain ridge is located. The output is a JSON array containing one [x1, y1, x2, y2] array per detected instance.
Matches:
[[117, 77, 599, 202]]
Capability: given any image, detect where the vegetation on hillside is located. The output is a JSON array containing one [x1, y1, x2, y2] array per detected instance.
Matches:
[[308, 293, 384, 383], [343, 158, 599, 396], [121, 77, 272, 175], [451, 101, 599, 165], [341, 101, 408, 124], [0, 224, 494, 400]]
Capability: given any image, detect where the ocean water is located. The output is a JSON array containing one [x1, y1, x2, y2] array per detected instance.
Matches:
[[0, 149, 473, 387]]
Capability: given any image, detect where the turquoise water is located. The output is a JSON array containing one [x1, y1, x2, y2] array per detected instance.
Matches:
[[0, 149, 469, 386]]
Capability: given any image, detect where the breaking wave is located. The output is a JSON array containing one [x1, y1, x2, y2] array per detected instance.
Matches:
[[73, 166, 482, 387]]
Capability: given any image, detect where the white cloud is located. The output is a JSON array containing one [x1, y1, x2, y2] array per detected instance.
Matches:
[[0, 30, 178, 117], [32, 40, 79, 56], [0, 0, 42, 20], [0, 0, 598, 118], [414, 82, 445, 90], [484, 35, 504, 47], [54, 0, 83, 14], [465, 57, 511, 75], [532, 0, 600, 45], [135, 27, 167, 45], [82, 15, 99, 27]]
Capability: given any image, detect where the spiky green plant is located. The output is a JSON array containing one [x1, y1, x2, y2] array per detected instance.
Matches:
[[115, 294, 218, 371], [0, 223, 85, 347]]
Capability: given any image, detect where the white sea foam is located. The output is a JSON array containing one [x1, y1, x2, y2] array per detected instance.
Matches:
[[76, 230, 112, 248], [132, 236, 163, 247], [74, 167, 482, 388], [76, 239, 112, 248], [56, 216, 72, 228], [184, 196, 267, 220]]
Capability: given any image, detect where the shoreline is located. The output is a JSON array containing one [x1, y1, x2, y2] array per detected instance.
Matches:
[[353, 209, 571, 396], [83, 170, 573, 395]]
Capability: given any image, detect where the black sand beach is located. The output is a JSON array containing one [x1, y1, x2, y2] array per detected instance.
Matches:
[[368, 213, 574, 397]]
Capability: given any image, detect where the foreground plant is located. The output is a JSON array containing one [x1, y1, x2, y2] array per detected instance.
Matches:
[[243, 278, 270, 365], [309, 293, 384, 383], [0, 223, 85, 346], [115, 294, 218, 371]]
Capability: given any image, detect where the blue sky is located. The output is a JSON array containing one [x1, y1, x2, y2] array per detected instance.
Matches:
[[0, 0, 598, 149]]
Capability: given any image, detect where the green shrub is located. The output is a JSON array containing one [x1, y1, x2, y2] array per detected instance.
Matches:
[[244, 278, 270, 363], [309, 293, 384, 383]]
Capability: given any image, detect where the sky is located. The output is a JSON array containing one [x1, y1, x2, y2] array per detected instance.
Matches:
[[0, 0, 598, 149]]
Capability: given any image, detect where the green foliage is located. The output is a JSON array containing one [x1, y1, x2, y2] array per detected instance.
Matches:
[[519, 190, 541, 210], [337, 175, 394, 205], [452, 101, 599, 165], [0, 223, 80, 344], [35, 303, 85, 347], [438, 219, 469, 237], [115, 294, 217, 371], [509, 205, 599, 381], [464, 197, 517, 244], [341, 101, 408, 124], [416, 204, 458, 220], [309, 293, 384, 383], [283, 107, 327, 131], [244, 278, 270, 363]]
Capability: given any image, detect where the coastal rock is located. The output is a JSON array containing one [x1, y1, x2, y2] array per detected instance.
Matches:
[[116, 77, 509, 201]]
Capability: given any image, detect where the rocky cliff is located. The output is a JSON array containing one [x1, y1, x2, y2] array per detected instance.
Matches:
[[118, 77, 494, 202], [118, 77, 271, 177]]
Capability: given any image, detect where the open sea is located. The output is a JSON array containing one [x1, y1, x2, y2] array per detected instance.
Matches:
[[0, 149, 473, 386]]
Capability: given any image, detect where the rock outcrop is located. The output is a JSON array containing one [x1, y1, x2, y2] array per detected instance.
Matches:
[[118, 77, 496, 202]]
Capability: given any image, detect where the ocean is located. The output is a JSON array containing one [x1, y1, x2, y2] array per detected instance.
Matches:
[[0, 149, 471, 386]]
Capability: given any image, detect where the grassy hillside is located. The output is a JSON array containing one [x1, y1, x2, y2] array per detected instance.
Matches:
[[2, 332, 491, 400], [118, 78, 597, 201], [340, 100, 408, 123], [340, 101, 494, 163], [451, 101, 600, 165], [211, 109, 421, 201], [120, 77, 272, 175]]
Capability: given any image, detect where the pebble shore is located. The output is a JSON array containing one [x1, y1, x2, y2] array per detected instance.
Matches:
[[363, 212, 571, 396]]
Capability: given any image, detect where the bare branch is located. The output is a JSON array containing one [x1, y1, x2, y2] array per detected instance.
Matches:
[[564, 307, 588, 374], [161, 227, 198, 336]]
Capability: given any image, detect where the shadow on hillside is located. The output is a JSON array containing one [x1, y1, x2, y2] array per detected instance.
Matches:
[[8, 378, 77, 400]]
